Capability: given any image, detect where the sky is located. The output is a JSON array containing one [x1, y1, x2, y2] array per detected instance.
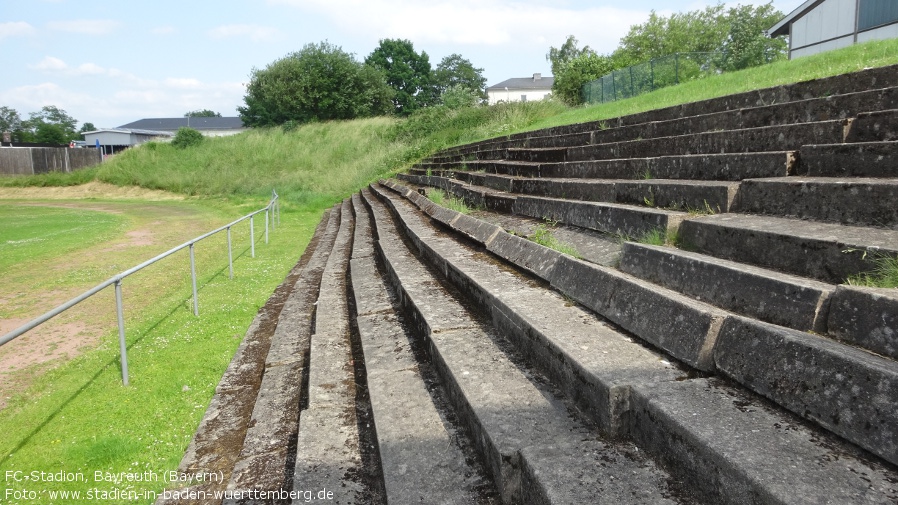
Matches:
[[1, 0, 806, 129]]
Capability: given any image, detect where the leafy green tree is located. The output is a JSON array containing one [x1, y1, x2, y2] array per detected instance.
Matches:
[[717, 3, 787, 71], [24, 105, 79, 142], [185, 109, 221, 117], [553, 53, 614, 105], [34, 123, 68, 144], [0, 106, 22, 134], [547, 35, 593, 77], [433, 54, 487, 102], [171, 127, 204, 148], [365, 39, 434, 115], [611, 4, 728, 66], [439, 84, 480, 110], [239, 41, 394, 127], [79, 122, 96, 140]]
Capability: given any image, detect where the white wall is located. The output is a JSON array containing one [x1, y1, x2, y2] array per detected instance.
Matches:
[[486, 89, 552, 105]]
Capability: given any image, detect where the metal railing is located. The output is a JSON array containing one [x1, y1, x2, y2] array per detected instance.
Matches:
[[0, 190, 281, 385], [582, 52, 724, 104]]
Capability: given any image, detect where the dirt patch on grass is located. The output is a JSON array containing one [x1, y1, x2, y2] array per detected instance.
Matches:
[[0, 181, 184, 201]]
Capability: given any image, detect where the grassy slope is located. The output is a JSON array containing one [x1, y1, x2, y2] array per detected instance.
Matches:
[[1, 38, 897, 502]]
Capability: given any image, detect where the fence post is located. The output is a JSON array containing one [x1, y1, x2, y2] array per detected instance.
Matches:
[[115, 279, 130, 386], [227, 226, 233, 280], [250, 215, 255, 258], [651, 59, 655, 91], [189, 243, 198, 316]]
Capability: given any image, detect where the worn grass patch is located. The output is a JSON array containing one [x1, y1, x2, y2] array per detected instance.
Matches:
[[847, 253, 898, 288], [426, 188, 473, 214], [530, 222, 581, 258]]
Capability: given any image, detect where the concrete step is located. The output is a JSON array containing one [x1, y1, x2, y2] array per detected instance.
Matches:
[[348, 193, 498, 503], [800, 141, 898, 177], [417, 149, 798, 182], [846, 108, 898, 142], [161, 206, 338, 502], [565, 120, 846, 162], [291, 200, 369, 502], [733, 177, 898, 228], [361, 186, 686, 504], [678, 213, 898, 284], [377, 179, 898, 503], [618, 242, 835, 333], [828, 285, 898, 361], [527, 86, 898, 149]]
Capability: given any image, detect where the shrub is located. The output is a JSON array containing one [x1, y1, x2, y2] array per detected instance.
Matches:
[[171, 127, 204, 149]]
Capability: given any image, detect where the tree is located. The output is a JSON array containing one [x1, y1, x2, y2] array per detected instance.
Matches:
[[611, 4, 728, 67], [185, 109, 221, 117], [439, 84, 480, 110], [365, 39, 434, 115], [553, 53, 614, 105], [0, 106, 22, 134], [547, 35, 592, 77], [238, 41, 394, 127], [433, 54, 487, 102], [79, 123, 96, 139], [34, 123, 68, 145], [20, 105, 79, 143], [717, 3, 787, 71]]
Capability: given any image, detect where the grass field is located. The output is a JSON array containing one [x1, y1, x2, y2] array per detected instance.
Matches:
[[1, 37, 897, 503]]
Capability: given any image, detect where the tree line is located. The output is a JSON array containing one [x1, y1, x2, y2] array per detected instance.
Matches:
[[549, 2, 787, 105], [0, 105, 95, 144], [238, 39, 486, 127]]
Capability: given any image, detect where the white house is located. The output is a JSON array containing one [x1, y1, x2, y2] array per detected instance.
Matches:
[[486, 74, 554, 105], [768, 0, 898, 59]]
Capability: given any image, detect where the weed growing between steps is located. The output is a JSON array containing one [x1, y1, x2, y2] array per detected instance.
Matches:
[[846, 253, 898, 288], [426, 188, 473, 214], [625, 227, 679, 248], [529, 221, 581, 258]]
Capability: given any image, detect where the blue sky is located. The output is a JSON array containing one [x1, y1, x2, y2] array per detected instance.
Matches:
[[1, 0, 804, 128]]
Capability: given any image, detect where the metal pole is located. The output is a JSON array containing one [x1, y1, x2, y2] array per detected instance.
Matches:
[[115, 280, 129, 386], [676, 53, 680, 84], [250, 216, 255, 258], [189, 243, 199, 316], [227, 226, 233, 280], [265, 211, 269, 244]]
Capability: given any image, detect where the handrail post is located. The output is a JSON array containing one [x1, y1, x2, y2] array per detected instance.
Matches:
[[250, 215, 255, 258], [189, 243, 199, 316], [227, 226, 233, 280], [115, 279, 129, 386]]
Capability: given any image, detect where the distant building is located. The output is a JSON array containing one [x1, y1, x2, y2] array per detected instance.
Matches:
[[486, 74, 554, 105], [117, 117, 247, 137], [81, 128, 173, 155], [768, 0, 898, 59]]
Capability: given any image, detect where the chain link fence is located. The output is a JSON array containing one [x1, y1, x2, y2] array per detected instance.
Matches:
[[582, 52, 724, 105]]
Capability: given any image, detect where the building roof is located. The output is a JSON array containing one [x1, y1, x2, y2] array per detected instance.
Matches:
[[487, 74, 554, 91], [83, 128, 173, 137], [767, 0, 823, 37], [117, 117, 245, 131]]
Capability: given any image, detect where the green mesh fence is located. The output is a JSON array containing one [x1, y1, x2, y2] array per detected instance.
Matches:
[[582, 52, 724, 104]]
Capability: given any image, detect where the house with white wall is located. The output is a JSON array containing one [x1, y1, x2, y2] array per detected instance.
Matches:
[[768, 0, 898, 58], [117, 117, 247, 137], [486, 74, 554, 105]]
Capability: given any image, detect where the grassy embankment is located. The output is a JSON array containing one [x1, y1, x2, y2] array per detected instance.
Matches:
[[0, 37, 897, 503]]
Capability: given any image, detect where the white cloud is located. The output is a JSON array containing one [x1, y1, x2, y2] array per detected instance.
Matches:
[[268, 0, 647, 52], [46, 19, 121, 35], [30, 56, 68, 71], [0, 21, 36, 38], [207, 24, 281, 42]]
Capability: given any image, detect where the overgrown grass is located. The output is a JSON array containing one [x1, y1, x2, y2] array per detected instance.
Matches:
[[847, 254, 898, 288], [530, 221, 581, 258], [426, 188, 473, 214]]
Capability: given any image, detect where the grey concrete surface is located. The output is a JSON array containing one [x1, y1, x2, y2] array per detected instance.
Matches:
[[828, 285, 898, 360], [715, 315, 898, 466], [800, 141, 898, 177], [619, 242, 835, 332]]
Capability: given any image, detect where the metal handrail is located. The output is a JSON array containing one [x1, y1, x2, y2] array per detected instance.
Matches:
[[0, 190, 281, 385]]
